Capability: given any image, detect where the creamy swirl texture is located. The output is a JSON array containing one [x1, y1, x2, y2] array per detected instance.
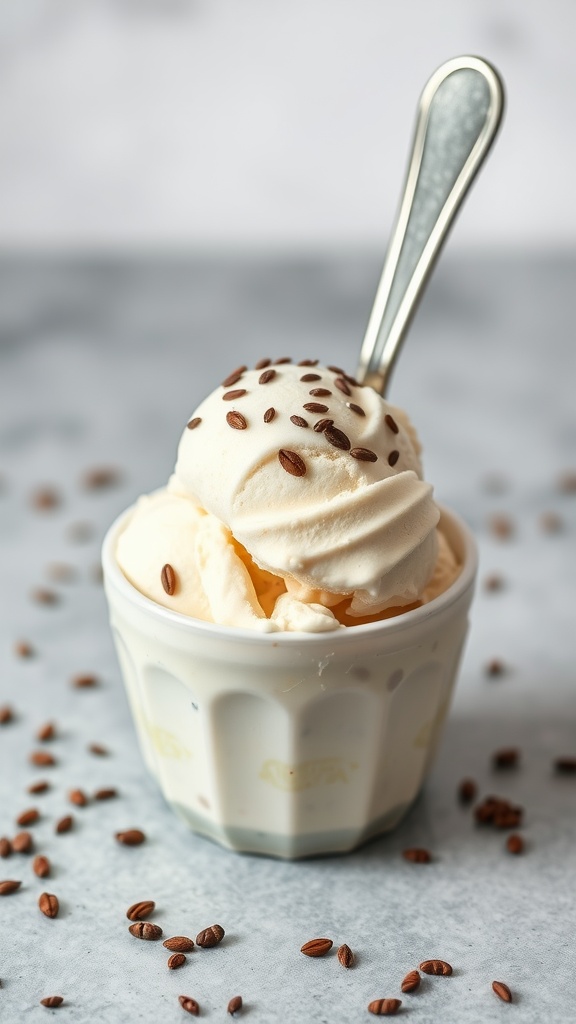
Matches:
[[117, 359, 456, 631]]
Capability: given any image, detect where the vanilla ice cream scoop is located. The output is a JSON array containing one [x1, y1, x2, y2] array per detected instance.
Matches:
[[168, 360, 440, 617]]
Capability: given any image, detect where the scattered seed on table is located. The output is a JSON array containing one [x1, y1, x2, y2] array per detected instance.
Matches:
[[368, 997, 402, 1015], [16, 808, 40, 827], [164, 936, 195, 952], [402, 848, 431, 863], [38, 892, 59, 918], [168, 953, 187, 970], [196, 924, 225, 947], [28, 780, 50, 795], [475, 796, 523, 829], [489, 513, 515, 539], [72, 673, 99, 689], [179, 995, 200, 1016], [485, 658, 507, 678], [227, 995, 243, 1015], [337, 944, 354, 968], [506, 834, 524, 855], [55, 815, 73, 834], [31, 587, 59, 606], [82, 466, 121, 490], [115, 829, 146, 846], [36, 722, 55, 742], [0, 880, 21, 895], [31, 487, 60, 510], [94, 788, 118, 800], [300, 937, 332, 957], [88, 743, 109, 757], [14, 641, 35, 658], [492, 980, 513, 1003], [29, 750, 56, 767], [484, 573, 506, 592], [492, 747, 520, 769], [12, 831, 34, 854], [401, 970, 421, 993], [458, 779, 477, 804], [420, 959, 452, 976], [33, 855, 51, 878], [40, 996, 64, 1008], [128, 921, 163, 941], [0, 838, 12, 858], [127, 901, 156, 921], [69, 789, 88, 807]]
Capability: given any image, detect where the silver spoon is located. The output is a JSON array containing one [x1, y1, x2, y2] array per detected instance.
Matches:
[[356, 55, 504, 395]]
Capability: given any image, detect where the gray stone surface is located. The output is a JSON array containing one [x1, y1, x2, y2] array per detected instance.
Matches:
[[0, 252, 575, 1022]]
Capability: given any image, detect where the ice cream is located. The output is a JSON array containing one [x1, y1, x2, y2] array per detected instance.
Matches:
[[104, 357, 474, 856], [116, 359, 459, 631]]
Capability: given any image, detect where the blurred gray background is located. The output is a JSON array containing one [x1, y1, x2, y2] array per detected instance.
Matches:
[[0, 0, 574, 252]]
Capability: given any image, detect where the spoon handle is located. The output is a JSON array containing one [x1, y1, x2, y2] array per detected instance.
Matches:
[[356, 55, 504, 395]]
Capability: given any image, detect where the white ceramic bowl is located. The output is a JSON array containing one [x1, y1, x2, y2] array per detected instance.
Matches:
[[102, 505, 477, 858]]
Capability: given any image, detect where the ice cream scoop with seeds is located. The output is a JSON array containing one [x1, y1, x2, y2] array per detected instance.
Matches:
[[116, 359, 458, 631]]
